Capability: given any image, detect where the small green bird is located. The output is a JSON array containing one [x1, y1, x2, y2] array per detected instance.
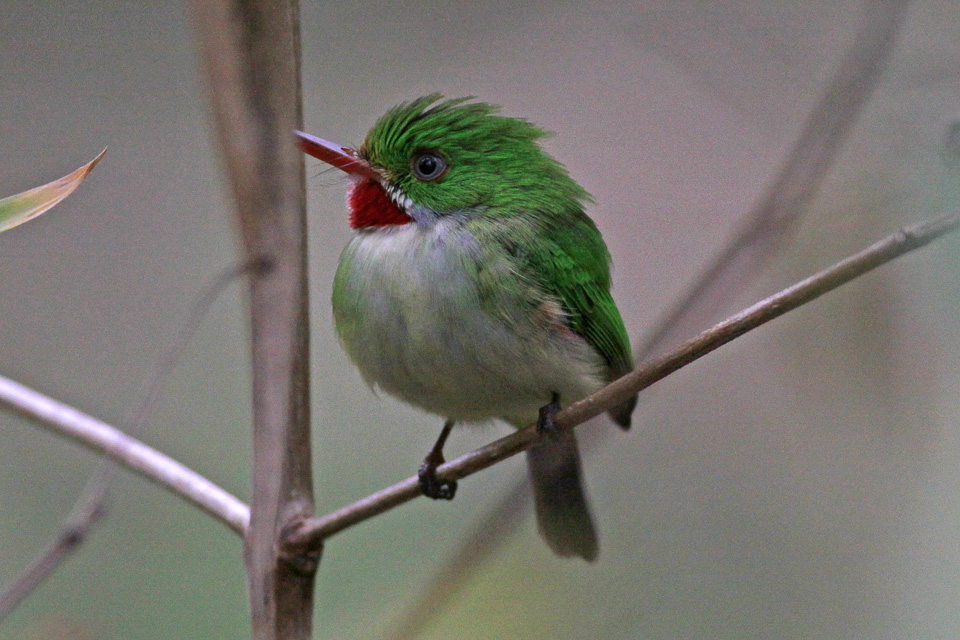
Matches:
[[297, 95, 635, 561]]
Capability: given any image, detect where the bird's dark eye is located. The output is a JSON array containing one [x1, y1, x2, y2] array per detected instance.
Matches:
[[411, 152, 447, 181]]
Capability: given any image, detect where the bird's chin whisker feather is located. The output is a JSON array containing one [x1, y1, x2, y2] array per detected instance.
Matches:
[[307, 165, 357, 189]]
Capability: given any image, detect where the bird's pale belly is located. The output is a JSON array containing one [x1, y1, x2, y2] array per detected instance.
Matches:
[[332, 221, 607, 426]]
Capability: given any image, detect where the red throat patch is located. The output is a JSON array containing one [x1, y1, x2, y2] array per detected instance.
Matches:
[[347, 179, 412, 229]]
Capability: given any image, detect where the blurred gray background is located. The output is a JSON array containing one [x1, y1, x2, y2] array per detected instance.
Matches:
[[1, 0, 959, 638]]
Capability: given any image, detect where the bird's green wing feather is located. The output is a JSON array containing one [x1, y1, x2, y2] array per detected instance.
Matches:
[[470, 212, 634, 381], [534, 214, 634, 380]]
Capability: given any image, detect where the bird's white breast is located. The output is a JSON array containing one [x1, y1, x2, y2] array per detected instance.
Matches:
[[332, 219, 607, 426]]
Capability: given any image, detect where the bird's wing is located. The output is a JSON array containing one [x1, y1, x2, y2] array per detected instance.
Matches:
[[471, 212, 634, 381], [534, 215, 633, 381]]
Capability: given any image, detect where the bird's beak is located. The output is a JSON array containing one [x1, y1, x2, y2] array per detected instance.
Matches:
[[295, 130, 379, 181]]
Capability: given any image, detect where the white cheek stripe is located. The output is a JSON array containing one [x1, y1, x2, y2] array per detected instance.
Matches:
[[385, 183, 414, 213]]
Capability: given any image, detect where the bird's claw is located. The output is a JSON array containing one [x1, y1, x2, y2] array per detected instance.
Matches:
[[536, 392, 562, 440], [418, 457, 457, 500]]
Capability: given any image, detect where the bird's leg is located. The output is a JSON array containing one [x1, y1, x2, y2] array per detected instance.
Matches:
[[418, 420, 458, 500], [536, 392, 562, 440]]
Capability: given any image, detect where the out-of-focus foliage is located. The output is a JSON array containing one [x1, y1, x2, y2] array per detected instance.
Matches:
[[0, 150, 105, 235]]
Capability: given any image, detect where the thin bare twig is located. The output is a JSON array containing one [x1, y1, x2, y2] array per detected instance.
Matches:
[[0, 375, 250, 533], [285, 211, 959, 552], [0, 485, 107, 620], [0, 263, 253, 622], [388, 2, 916, 635], [188, 1, 314, 638]]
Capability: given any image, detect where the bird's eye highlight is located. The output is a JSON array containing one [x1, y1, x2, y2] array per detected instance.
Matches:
[[411, 153, 447, 181]]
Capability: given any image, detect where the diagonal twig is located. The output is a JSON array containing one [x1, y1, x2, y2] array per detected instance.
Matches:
[[0, 482, 107, 621], [283, 211, 959, 553]]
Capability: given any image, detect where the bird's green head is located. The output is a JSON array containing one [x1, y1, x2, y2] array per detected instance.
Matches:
[[297, 94, 592, 228]]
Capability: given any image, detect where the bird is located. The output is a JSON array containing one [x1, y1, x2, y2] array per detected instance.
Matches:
[[296, 95, 635, 561]]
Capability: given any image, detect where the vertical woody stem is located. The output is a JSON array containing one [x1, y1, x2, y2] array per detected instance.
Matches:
[[188, 1, 316, 638]]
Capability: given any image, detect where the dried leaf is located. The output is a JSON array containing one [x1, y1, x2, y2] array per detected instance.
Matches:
[[0, 148, 106, 235]]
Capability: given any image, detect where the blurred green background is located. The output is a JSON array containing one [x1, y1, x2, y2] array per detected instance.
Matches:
[[1, 0, 959, 638]]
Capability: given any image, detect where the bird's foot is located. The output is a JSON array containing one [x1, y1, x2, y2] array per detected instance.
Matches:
[[418, 420, 458, 501], [536, 392, 562, 441], [418, 454, 457, 500]]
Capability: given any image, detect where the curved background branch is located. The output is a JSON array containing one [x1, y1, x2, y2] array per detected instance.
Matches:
[[637, 0, 916, 360], [0, 375, 250, 533]]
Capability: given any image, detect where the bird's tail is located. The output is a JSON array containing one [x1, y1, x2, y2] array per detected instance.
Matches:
[[608, 394, 638, 430], [525, 428, 599, 561]]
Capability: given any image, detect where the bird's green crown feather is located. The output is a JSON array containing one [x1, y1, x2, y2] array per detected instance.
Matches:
[[360, 94, 593, 216]]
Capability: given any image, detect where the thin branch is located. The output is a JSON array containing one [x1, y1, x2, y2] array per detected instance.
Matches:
[[0, 483, 106, 620], [0, 376, 250, 533], [0, 263, 253, 622], [188, 1, 314, 638], [284, 211, 959, 553], [385, 2, 915, 635]]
